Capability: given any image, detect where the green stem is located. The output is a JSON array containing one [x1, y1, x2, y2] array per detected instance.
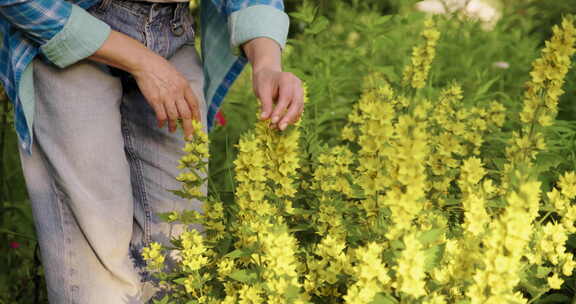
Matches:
[[526, 289, 547, 304], [537, 210, 554, 226], [0, 229, 36, 241], [326, 68, 338, 140]]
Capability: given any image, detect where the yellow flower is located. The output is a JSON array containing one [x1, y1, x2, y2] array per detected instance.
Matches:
[[180, 229, 209, 272], [512, 17, 576, 164], [396, 234, 427, 298], [217, 259, 236, 279], [558, 171, 576, 199], [424, 294, 447, 304], [562, 255, 576, 276], [344, 243, 389, 304], [403, 18, 441, 89], [548, 273, 564, 289], [461, 157, 486, 186], [238, 285, 264, 304], [141, 242, 165, 271]]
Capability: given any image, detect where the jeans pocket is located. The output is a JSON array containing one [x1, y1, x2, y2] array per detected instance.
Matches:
[[87, 0, 112, 16]]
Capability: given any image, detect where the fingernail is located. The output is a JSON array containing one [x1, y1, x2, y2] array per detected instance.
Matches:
[[280, 123, 287, 130], [261, 112, 267, 119], [272, 116, 279, 123]]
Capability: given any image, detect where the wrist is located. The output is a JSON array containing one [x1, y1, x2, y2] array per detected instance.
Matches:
[[252, 61, 282, 74], [125, 50, 158, 76], [243, 37, 282, 74]]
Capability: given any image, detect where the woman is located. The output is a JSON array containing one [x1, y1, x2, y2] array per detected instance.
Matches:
[[0, 0, 304, 302]]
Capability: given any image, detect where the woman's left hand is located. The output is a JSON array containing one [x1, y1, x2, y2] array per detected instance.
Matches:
[[243, 37, 304, 131], [252, 67, 304, 131]]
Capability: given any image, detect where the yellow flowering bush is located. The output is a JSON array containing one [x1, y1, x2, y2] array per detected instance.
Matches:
[[143, 16, 576, 304]]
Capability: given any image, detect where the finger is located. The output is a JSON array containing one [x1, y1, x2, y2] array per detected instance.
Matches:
[[297, 102, 304, 121], [184, 87, 201, 123], [257, 83, 276, 120], [270, 77, 294, 125], [278, 82, 304, 130], [289, 99, 304, 127], [176, 99, 194, 140], [151, 102, 168, 128], [164, 101, 179, 133]]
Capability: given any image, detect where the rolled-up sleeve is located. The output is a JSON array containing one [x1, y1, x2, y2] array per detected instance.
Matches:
[[0, 0, 111, 68], [41, 5, 111, 67], [226, 1, 289, 52]]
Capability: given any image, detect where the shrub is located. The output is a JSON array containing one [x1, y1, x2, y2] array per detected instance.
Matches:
[[142, 15, 576, 304]]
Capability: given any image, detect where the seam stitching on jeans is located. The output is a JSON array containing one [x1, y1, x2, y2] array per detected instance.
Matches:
[[49, 181, 78, 303], [121, 112, 152, 246]]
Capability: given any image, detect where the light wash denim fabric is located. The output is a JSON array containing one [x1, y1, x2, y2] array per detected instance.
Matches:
[[18, 1, 206, 303]]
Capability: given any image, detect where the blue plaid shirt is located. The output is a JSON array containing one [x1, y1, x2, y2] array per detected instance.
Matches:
[[0, 0, 288, 153]]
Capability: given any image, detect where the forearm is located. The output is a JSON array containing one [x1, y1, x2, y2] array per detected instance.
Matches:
[[89, 29, 201, 138], [242, 37, 282, 73], [88, 30, 154, 75]]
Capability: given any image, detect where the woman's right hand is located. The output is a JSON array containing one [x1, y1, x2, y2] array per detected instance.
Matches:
[[130, 54, 200, 138], [89, 30, 201, 139]]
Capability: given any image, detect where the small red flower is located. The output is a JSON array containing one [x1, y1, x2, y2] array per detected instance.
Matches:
[[9, 242, 20, 249], [215, 110, 227, 126]]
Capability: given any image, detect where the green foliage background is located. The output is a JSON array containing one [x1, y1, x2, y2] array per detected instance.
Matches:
[[1, 0, 575, 302], [0, 92, 46, 303]]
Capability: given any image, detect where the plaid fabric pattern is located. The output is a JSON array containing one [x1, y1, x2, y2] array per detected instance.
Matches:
[[0, 0, 286, 152], [202, 0, 286, 129], [225, 0, 283, 14]]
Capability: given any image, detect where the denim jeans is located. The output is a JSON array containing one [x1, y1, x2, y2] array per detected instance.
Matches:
[[18, 1, 205, 303]]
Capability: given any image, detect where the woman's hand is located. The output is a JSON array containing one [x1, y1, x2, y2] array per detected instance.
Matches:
[[252, 68, 303, 130], [243, 38, 304, 131], [89, 30, 200, 139], [130, 56, 200, 138]]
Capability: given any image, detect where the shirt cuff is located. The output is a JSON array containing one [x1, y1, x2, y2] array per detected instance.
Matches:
[[40, 5, 111, 68], [229, 5, 289, 55]]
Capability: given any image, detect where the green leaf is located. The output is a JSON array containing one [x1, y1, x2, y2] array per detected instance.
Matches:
[[168, 189, 194, 199], [152, 295, 171, 304], [423, 245, 444, 272], [370, 293, 398, 304], [390, 240, 404, 250], [535, 266, 553, 279], [567, 234, 576, 250], [173, 277, 188, 285], [419, 228, 444, 245], [284, 284, 301, 300], [534, 152, 564, 173], [224, 249, 253, 259], [228, 269, 258, 283], [376, 65, 399, 83], [442, 198, 461, 206], [288, 1, 317, 24], [472, 76, 499, 101], [156, 212, 175, 222], [289, 224, 311, 232], [290, 11, 312, 23], [374, 15, 394, 26], [305, 16, 330, 35], [534, 294, 571, 304]]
